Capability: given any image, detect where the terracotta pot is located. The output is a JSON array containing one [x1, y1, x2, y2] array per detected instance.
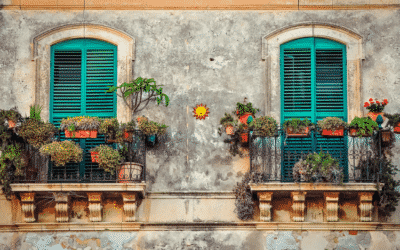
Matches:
[[118, 162, 143, 183], [321, 126, 344, 137], [349, 128, 373, 137], [65, 130, 98, 138], [394, 122, 400, 134], [381, 131, 391, 142], [7, 120, 16, 129], [226, 125, 234, 135], [123, 131, 134, 142], [240, 132, 248, 143], [286, 127, 310, 137], [239, 112, 254, 124], [367, 112, 385, 122], [90, 151, 99, 163]]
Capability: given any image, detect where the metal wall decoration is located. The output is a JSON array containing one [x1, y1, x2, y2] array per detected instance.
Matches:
[[193, 104, 210, 120]]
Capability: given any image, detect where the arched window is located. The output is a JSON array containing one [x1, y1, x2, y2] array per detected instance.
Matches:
[[49, 38, 117, 181], [280, 37, 348, 182]]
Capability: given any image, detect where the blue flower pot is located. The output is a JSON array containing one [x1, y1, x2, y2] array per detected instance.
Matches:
[[146, 134, 156, 146]]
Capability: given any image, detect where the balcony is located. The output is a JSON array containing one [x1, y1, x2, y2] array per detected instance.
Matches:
[[10, 129, 147, 223], [248, 127, 391, 222]]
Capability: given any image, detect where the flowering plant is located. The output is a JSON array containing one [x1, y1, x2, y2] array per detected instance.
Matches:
[[18, 119, 57, 148], [39, 141, 83, 167], [60, 116, 101, 132], [138, 117, 168, 136], [90, 145, 122, 175], [364, 98, 388, 112]]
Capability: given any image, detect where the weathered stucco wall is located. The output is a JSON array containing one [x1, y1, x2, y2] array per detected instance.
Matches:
[[1, 9, 400, 194], [1, 230, 400, 249]]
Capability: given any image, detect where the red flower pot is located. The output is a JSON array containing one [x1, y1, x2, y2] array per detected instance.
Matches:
[[239, 112, 254, 124], [321, 127, 344, 137], [382, 131, 391, 142], [286, 127, 310, 137], [123, 131, 134, 141], [226, 125, 234, 135], [349, 128, 372, 137], [240, 132, 248, 143], [367, 112, 385, 122], [65, 130, 98, 138], [394, 122, 400, 134], [7, 120, 16, 129], [91, 151, 99, 163]]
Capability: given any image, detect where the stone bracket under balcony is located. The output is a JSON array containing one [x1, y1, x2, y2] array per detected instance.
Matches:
[[10, 183, 146, 223], [250, 183, 383, 223]]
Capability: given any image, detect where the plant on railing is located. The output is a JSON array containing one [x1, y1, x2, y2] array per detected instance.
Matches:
[[234, 102, 260, 117], [106, 77, 170, 115], [293, 152, 343, 184], [39, 141, 83, 167], [317, 117, 347, 131], [61, 116, 101, 132], [283, 118, 312, 134], [138, 117, 168, 145], [18, 119, 57, 149], [99, 118, 122, 141], [348, 117, 378, 137], [90, 145, 122, 175], [384, 113, 400, 131], [248, 116, 278, 137], [364, 98, 388, 112], [218, 112, 238, 136]]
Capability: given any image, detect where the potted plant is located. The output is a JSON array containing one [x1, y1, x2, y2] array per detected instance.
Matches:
[[234, 102, 260, 125], [237, 123, 249, 144], [283, 118, 312, 137], [39, 141, 83, 167], [219, 112, 238, 136], [120, 120, 136, 142], [61, 116, 101, 138], [99, 118, 120, 142], [364, 98, 388, 121], [317, 117, 347, 137], [293, 151, 343, 184], [4, 108, 21, 129], [117, 144, 143, 183], [384, 113, 400, 134], [248, 116, 278, 137], [18, 119, 57, 149], [348, 117, 378, 137], [138, 117, 168, 146], [89, 145, 122, 175]]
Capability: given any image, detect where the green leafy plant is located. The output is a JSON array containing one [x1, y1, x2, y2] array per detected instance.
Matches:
[[384, 113, 400, 128], [234, 102, 260, 117], [99, 118, 120, 138], [218, 113, 238, 136], [106, 77, 170, 115], [248, 116, 278, 137], [121, 120, 136, 132], [293, 152, 343, 184], [4, 107, 21, 123], [283, 118, 312, 133], [348, 117, 378, 137], [60, 116, 101, 132], [138, 118, 168, 136], [39, 141, 83, 167], [29, 104, 42, 121], [364, 98, 388, 112], [18, 119, 57, 149], [90, 145, 122, 175], [317, 117, 347, 131]]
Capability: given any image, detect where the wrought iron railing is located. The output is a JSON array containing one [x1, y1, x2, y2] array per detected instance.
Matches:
[[249, 126, 396, 183], [12, 130, 146, 183]]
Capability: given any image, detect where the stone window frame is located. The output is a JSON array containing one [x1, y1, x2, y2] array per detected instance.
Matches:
[[32, 24, 135, 122], [262, 23, 364, 125]]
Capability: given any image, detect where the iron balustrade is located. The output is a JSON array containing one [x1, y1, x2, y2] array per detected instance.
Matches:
[[12, 129, 146, 183], [249, 126, 396, 183]]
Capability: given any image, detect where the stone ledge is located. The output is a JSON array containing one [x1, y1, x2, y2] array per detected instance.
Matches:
[[0, 222, 398, 232], [250, 183, 383, 192], [10, 183, 146, 197]]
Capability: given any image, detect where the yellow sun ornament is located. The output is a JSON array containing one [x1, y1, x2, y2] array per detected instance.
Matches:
[[193, 104, 210, 120]]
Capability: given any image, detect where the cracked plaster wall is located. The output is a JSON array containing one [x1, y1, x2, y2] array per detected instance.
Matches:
[[1, 10, 400, 199], [1, 230, 400, 249]]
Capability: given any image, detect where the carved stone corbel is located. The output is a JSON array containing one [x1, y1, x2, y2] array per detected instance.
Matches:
[[291, 191, 306, 222], [257, 192, 273, 222], [20, 193, 36, 222], [324, 192, 339, 222], [87, 192, 103, 222], [121, 192, 138, 222], [53, 192, 69, 222], [359, 192, 374, 222]]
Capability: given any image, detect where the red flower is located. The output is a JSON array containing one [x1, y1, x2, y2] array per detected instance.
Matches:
[[376, 101, 380, 104], [369, 98, 373, 102], [370, 101, 374, 104], [384, 99, 388, 103], [364, 102, 369, 107]]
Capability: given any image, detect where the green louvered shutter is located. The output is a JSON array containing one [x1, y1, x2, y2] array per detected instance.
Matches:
[[50, 39, 117, 182], [280, 37, 347, 182]]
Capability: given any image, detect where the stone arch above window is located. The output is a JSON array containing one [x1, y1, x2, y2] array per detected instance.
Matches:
[[32, 24, 135, 122], [262, 23, 364, 125]]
